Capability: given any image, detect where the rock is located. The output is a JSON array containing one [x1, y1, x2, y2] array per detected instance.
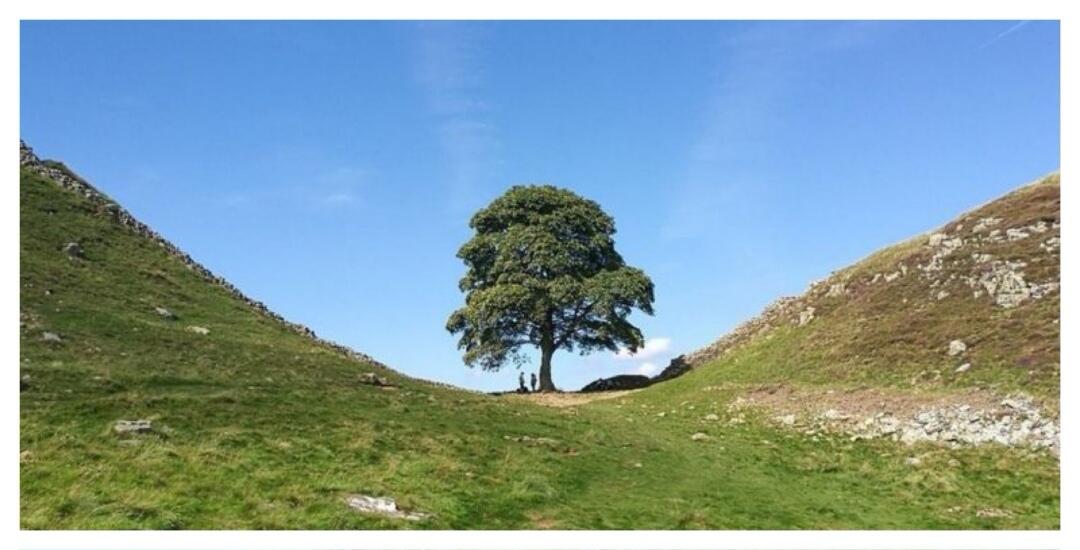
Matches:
[[703, 413, 719, 421], [955, 363, 971, 373], [651, 355, 691, 383], [61, 242, 84, 258], [798, 307, 816, 326], [690, 432, 709, 441], [154, 307, 177, 320], [904, 456, 922, 466], [777, 414, 796, 426], [971, 217, 1001, 233], [41, 331, 63, 343], [345, 494, 430, 521], [947, 340, 967, 356], [359, 372, 394, 387], [186, 326, 210, 335], [113, 419, 153, 435], [581, 374, 652, 393], [826, 283, 846, 298]]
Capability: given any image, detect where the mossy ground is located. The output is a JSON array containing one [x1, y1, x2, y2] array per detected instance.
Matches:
[[19, 169, 1058, 529]]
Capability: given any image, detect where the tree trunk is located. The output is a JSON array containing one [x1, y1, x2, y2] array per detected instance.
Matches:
[[538, 343, 555, 392], [538, 318, 556, 392]]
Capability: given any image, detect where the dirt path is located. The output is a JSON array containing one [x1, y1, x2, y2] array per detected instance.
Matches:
[[502, 389, 641, 408]]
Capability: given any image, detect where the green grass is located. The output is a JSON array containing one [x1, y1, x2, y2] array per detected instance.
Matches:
[[19, 168, 1059, 529]]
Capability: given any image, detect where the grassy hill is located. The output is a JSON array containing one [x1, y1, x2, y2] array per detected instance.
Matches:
[[673, 173, 1060, 401], [19, 143, 1059, 529]]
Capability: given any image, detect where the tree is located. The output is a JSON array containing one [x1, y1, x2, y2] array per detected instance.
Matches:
[[446, 185, 655, 392]]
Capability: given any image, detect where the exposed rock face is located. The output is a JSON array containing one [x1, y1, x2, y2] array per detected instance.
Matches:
[[580, 374, 652, 393], [740, 389, 1057, 454], [947, 340, 967, 356], [19, 141, 401, 380], [345, 495, 430, 521]]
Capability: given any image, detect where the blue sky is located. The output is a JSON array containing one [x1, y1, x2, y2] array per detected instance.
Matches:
[[20, 21, 1059, 392]]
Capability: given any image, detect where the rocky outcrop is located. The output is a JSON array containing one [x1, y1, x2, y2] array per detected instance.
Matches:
[[654, 172, 1059, 382], [580, 374, 652, 393]]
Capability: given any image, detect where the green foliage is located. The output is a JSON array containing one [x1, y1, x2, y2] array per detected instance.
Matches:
[[447, 185, 654, 387]]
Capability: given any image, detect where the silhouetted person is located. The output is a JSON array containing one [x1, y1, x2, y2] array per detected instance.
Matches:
[[518, 371, 527, 393], [530, 372, 538, 392]]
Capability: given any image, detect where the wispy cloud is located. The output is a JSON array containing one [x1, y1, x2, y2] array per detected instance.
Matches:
[[412, 22, 501, 213], [661, 22, 882, 241], [980, 21, 1031, 49]]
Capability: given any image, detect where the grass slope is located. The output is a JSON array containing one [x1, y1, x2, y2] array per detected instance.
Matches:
[[20, 163, 1058, 529], [683, 175, 1060, 402]]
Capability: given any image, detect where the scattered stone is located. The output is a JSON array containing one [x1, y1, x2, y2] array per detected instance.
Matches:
[[947, 340, 967, 356], [154, 307, 177, 320], [935, 290, 950, 301], [61, 242, 84, 258], [955, 363, 971, 373], [359, 372, 394, 387], [345, 495, 430, 521], [186, 326, 210, 335], [41, 331, 63, 343], [690, 432, 709, 441], [826, 283, 846, 298], [976, 507, 1012, 519], [703, 413, 719, 421], [777, 414, 796, 426], [113, 419, 153, 435], [971, 217, 1001, 233], [798, 307, 816, 326], [904, 456, 922, 467]]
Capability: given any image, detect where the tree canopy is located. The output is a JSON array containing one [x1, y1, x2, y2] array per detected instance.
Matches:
[[446, 185, 655, 391]]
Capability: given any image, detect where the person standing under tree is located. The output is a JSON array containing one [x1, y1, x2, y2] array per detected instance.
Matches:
[[518, 371, 527, 393], [530, 372, 538, 393]]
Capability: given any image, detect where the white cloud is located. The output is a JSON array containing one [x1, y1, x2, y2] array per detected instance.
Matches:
[[635, 362, 660, 376], [614, 337, 672, 360]]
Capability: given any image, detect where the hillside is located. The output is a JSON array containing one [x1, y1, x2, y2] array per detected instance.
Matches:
[[19, 142, 1059, 529], [672, 173, 1060, 398]]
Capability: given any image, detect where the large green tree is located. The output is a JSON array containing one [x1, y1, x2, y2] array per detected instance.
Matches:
[[447, 185, 655, 392]]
